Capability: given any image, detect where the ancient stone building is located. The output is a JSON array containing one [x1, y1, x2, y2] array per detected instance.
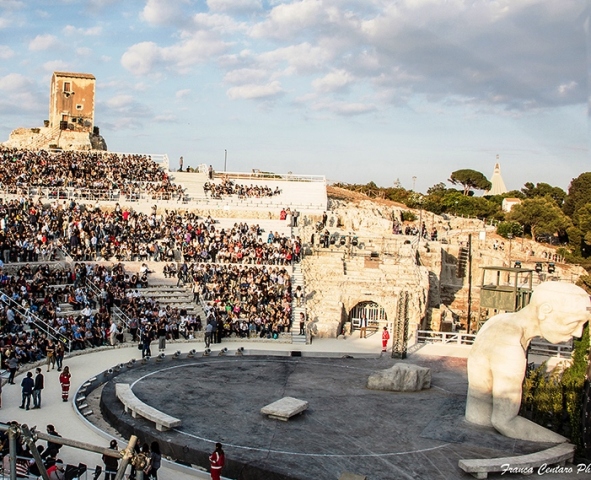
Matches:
[[49, 72, 96, 133], [2, 71, 106, 151]]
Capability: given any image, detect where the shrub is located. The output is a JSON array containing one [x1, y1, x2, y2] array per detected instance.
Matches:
[[496, 221, 523, 239], [521, 325, 589, 456], [401, 211, 417, 222]]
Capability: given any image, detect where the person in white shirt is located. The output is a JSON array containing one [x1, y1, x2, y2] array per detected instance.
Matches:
[[109, 321, 119, 346]]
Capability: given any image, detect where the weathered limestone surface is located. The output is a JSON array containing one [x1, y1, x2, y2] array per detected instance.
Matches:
[[261, 396, 309, 421], [367, 363, 431, 392], [299, 201, 432, 338]]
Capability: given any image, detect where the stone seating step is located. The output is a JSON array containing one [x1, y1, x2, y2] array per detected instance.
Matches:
[[138, 286, 190, 293], [145, 297, 194, 304], [458, 443, 575, 479]]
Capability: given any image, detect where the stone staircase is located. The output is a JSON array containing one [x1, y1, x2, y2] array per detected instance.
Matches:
[[291, 262, 307, 344], [169, 171, 208, 200], [134, 282, 206, 319]]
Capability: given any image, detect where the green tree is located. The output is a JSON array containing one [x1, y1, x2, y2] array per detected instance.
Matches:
[[449, 169, 492, 196], [508, 197, 571, 242], [441, 190, 499, 218], [383, 187, 414, 206], [575, 203, 591, 242], [422, 183, 448, 214], [564, 172, 591, 217], [560, 324, 589, 453], [496, 221, 523, 239], [521, 182, 566, 207]]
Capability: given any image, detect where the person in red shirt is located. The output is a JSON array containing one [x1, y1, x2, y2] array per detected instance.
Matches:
[[209, 442, 225, 480], [59, 366, 71, 402], [381, 326, 390, 353]]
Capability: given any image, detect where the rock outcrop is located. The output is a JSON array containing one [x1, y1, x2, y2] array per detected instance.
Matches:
[[367, 364, 431, 392]]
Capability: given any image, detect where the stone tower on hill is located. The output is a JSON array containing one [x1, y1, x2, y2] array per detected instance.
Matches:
[[49, 72, 96, 133], [487, 156, 507, 195], [2, 71, 107, 151]]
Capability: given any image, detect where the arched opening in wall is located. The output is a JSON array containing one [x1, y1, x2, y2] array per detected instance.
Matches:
[[349, 301, 387, 337]]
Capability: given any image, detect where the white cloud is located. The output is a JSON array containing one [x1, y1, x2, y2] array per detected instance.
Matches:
[[223, 68, 268, 85], [42, 60, 69, 72], [193, 12, 243, 33], [207, 0, 262, 13], [102, 94, 152, 121], [28, 34, 60, 51], [175, 89, 191, 98], [121, 33, 228, 75], [0, 45, 14, 59], [312, 69, 353, 93], [312, 100, 377, 116], [63, 25, 103, 36], [0, 73, 34, 92], [141, 0, 190, 26], [250, 0, 327, 39], [120, 42, 161, 76], [106, 95, 135, 109], [0, 73, 41, 113], [0, 1, 25, 11], [88, 0, 118, 8], [259, 43, 334, 75], [133, 82, 149, 92], [76, 47, 93, 56], [154, 114, 177, 122], [226, 81, 283, 99], [557, 81, 577, 95]]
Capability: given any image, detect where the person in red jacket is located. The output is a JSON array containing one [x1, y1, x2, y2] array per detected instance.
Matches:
[[381, 326, 390, 353], [59, 366, 71, 402], [209, 442, 225, 480]]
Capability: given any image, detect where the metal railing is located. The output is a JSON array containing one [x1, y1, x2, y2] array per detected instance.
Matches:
[[0, 184, 186, 201], [0, 293, 70, 352], [215, 170, 326, 183], [415, 330, 573, 358], [83, 278, 132, 332]]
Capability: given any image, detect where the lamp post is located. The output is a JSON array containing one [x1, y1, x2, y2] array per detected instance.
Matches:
[[224, 149, 227, 172], [507, 233, 513, 267]]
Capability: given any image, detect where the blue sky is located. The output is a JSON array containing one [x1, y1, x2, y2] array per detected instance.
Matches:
[[0, 0, 587, 193]]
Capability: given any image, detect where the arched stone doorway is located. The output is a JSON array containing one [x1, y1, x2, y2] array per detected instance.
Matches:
[[348, 301, 388, 335]]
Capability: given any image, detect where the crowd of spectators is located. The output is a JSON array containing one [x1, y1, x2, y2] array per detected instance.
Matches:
[[0, 262, 123, 375], [193, 263, 293, 339], [0, 257, 295, 375], [392, 221, 438, 241], [180, 222, 301, 265], [0, 147, 185, 200], [203, 178, 281, 199], [0, 197, 301, 268]]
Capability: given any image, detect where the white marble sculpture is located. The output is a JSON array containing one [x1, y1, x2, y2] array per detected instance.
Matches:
[[465, 281, 591, 443]]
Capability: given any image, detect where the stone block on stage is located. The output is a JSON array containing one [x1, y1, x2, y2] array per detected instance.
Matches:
[[261, 396, 309, 421]]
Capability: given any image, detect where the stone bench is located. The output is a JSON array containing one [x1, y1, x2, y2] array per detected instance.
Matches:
[[458, 443, 575, 479], [261, 396, 308, 421], [116, 383, 181, 432]]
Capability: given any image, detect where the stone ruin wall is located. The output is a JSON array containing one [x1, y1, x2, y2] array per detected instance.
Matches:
[[298, 201, 431, 339], [303, 197, 588, 335], [3, 127, 107, 151]]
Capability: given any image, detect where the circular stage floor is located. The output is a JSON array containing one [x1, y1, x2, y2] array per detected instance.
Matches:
[[99, 355, 556, 480]]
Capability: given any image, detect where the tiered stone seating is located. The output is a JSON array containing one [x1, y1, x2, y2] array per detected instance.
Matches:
[[169, 171, 327, 213], [132, 285, 202, 317]]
